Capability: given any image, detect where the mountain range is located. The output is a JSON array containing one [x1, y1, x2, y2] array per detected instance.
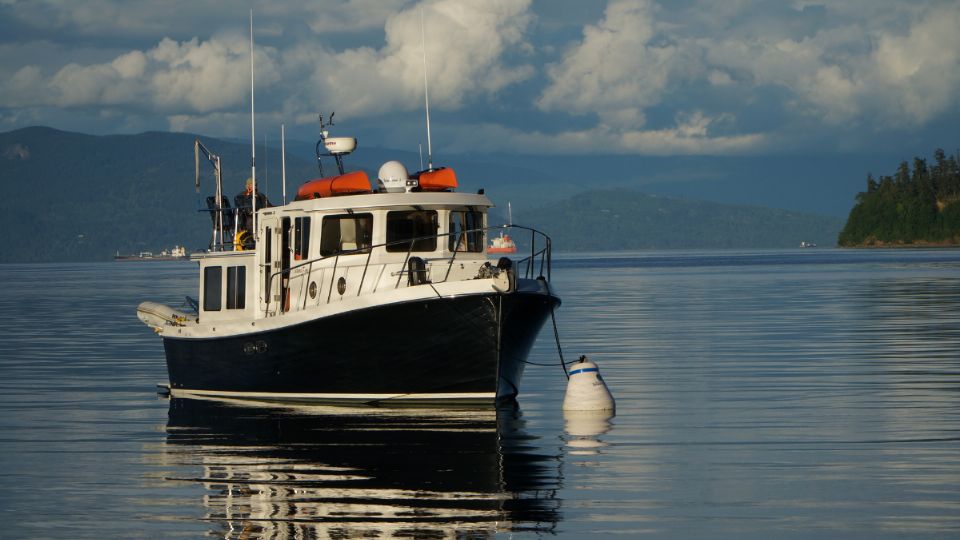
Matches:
[[1, 126, 845, 262]]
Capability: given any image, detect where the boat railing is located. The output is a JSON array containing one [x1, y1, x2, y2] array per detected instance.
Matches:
[[264, 225, 552, 313]]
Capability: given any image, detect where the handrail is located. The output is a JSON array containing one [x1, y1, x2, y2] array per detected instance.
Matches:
[[263, 224, 552, 313]]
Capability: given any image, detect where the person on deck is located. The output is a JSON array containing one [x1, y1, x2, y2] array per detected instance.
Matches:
[[234, 178, 271, 249]]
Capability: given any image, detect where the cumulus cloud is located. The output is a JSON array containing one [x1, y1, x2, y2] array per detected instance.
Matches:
[[532, 0, 760, 153], [0, 0, 534, 133], [287, 0, 534, 119], [531, 0, 959, 152], [3, 34, 277, 114], [0, 0, 958, 156], [703, 1, 960, 127], [537, 0, 682, 128]]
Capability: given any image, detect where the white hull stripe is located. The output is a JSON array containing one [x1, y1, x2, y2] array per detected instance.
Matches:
[[170, 387, 496, 402]]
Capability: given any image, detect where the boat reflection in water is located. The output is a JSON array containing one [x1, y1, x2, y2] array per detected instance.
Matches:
[[162, 398, 561, 538]]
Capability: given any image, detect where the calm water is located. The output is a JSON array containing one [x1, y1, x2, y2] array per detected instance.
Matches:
[[1, 249, 959, 538]]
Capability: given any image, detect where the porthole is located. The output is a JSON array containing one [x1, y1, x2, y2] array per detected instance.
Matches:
[[337, 277, 347, 295], [309, 281, 318, 299]]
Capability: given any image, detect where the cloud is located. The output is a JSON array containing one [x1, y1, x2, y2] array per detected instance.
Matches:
[[446, 110, 766, 155], [288, 0, 534, 119], [0, 0, 957, 157], [299, 0, 412, 34], [865, 5, 960, 125], [3, 34, 277, 114], [536, 0, 684, 128], [531, 0, 761, 154], [0, 0, 534, 133], [702, 1, 960, 127]]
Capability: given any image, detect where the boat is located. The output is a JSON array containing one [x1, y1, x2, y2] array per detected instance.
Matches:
[[137, 115, 560, 406], [800, 241, 817, 248], [488, 230, 518, 254], [115, 245, 189, 261], [488, 202, 518, 254]]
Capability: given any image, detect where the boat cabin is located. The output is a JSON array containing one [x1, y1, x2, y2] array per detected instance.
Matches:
[[194, 189, 494, 324]]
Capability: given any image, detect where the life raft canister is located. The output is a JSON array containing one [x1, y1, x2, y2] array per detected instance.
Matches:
[[295, 171, 372, 200]]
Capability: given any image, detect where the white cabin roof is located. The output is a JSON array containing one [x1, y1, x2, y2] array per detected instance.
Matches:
[[273, 191, 494, 214]]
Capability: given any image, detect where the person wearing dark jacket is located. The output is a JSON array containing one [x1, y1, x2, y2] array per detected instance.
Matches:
[[234, 178, 270, 249]]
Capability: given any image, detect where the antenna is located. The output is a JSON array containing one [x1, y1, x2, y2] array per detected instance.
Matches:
[[281, 124, 287, 205], [249, 9, 257, 240], [195, 139, 224, 249], [264, 134, 268, 200], [420, 8, 433, 170]]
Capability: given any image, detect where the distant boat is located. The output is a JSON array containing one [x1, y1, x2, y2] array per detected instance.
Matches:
[[115, 245, 189, 261], [489, 202, 518, 254], [488, 231, 517, 254], [800, 241, 817, 248]]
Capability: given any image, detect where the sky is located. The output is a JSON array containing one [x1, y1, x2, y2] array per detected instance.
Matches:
[[1, 0, 958, 158]]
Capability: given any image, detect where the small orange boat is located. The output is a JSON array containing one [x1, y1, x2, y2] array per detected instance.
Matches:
[[295, 171, 372, 200]]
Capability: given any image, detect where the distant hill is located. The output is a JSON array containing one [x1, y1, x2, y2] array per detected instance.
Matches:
[[0, 126, 325, 262], [517, 189, 843, 251], [1, 126, 841, 262]]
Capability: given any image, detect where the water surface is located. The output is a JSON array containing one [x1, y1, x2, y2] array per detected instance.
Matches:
[[1, 249, 958, 538]]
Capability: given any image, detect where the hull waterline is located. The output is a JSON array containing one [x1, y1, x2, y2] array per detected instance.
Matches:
[[163, 287, 558, 406]]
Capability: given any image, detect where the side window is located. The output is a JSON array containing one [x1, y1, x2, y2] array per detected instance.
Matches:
[[294, 217, 311, 260], [264, 227, 272, 265], [448, 209, 484, 252], [387, 210, 438, 252], [320, 213, 373, 257], [226, 266, 246, 310], [203, 266, 222, 312]]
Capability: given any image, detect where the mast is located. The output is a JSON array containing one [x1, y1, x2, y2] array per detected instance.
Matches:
[[281, 124, 287, 205], [249, 9, 257, 240]]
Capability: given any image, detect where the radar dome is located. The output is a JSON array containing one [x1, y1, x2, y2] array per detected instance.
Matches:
[[377, 160, 412, 193]]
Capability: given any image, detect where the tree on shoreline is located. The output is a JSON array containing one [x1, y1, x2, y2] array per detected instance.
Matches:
[[839, 149, 960, 246]]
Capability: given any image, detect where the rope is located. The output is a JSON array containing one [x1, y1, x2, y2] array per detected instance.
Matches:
[[549, 304, 569, 379]]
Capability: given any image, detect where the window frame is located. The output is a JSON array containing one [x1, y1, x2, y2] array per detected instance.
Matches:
[[293, 216, 311, 261], [448, 209, 485, 253], [386, 210, 438, 253], [319, 213, 374, 257], [203, 266, 222, 312], [226, 265, 246, 310]]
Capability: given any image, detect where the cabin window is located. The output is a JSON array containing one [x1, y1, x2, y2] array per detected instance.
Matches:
[[320, 213, 373, 256], [386, 210, 438, 252], [264, 227, 272, 264], [294, 217, 311, 260], [203, 266, 222, 312], [448, 209, 484, 252], [226, 265, 246, 310]]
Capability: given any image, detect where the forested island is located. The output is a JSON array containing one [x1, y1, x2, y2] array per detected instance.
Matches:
[[839, 149, 960, 246]]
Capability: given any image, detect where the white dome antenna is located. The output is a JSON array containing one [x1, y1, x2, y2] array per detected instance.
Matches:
[[316, 112, 357, 176], [378, 161, 415, 193]]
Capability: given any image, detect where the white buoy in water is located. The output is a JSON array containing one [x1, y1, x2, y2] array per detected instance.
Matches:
[[562, 356, 615, 412]]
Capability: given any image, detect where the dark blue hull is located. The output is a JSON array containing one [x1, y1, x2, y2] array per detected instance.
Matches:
[[163, 289, 558, 405]]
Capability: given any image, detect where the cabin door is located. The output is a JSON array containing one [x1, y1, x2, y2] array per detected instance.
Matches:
[[259, 216, 285, 316], [280, 217, 291, 312]]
